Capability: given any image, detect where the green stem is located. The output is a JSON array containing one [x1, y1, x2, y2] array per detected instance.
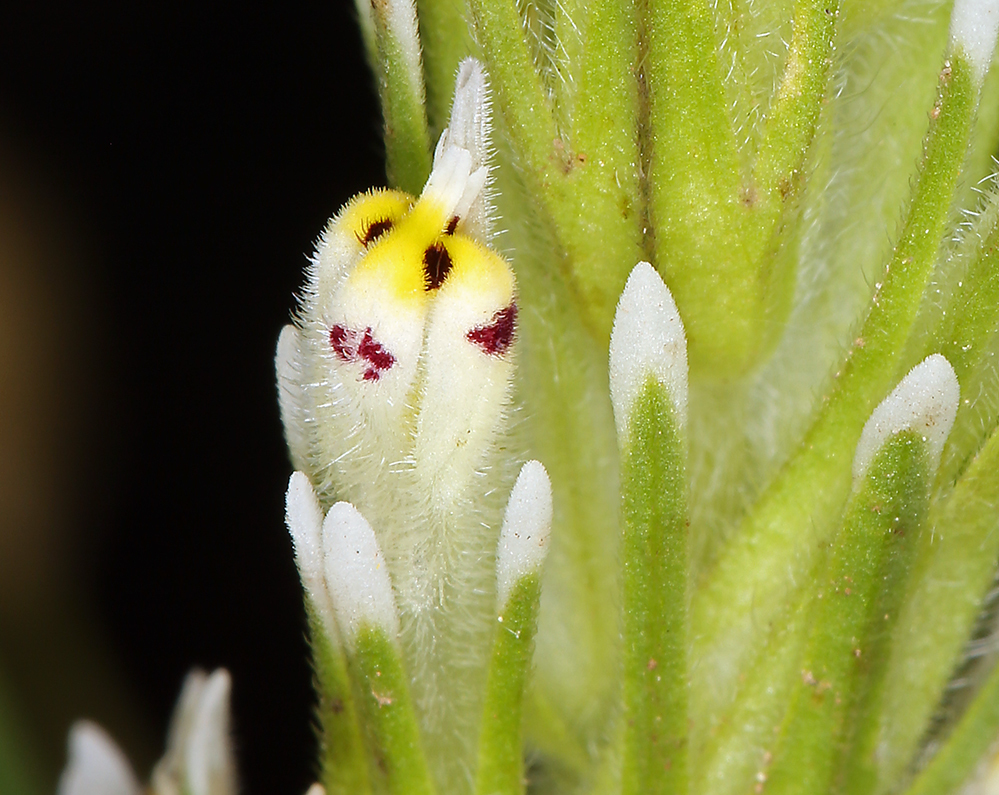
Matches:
[[474, 574, 543, 795], [620, 378, 688, 795]]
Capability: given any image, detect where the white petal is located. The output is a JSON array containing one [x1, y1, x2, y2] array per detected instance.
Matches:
[[609, 261, 688, 440], [58, 722, 140, 795], [853, 354, 960, 484], [951, 0, 999, 83], [424, 58, 493, 239], [496, 461, 553, 607], [323, 501, 400, 643]]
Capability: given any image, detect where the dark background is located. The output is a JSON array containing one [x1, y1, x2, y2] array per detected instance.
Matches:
[[0, 2, 383, 792]]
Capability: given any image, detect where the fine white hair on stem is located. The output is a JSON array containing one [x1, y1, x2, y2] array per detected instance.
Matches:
[[609, 261, 688, 440], [950, 0, 999, 83], [424, 58, 492, 239], [853, 354, 960, 485], [323, 501, 400, 642], [58, 722, 140, 795], [285, 472, 338, 639], [496, 460, 553, 607]]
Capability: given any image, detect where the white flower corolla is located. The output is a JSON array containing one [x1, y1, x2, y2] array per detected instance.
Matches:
[[277, 58, 516, 616], [58, 722, 140, 795], [853, 353, 960, 485], [150, 668, 237, 795], [276, 57, 513, 528]]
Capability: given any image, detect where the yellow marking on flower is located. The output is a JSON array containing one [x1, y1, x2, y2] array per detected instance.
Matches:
[[335, 188, 413, 248], [436, 235, 515, 308]]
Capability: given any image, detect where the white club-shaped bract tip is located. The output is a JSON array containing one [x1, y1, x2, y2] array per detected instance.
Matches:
[[853, 354, 960, 485], [950, 0, 999, 83], [496, 461, 553, 607], [323, 501, 400, 642], [58, 722, 140, 795], [184, 669, 236, 795], [285, 471, 338, 639], [151, 669, 237, 795], [305, 785, 327, 795], [609, 261, 688, 440]]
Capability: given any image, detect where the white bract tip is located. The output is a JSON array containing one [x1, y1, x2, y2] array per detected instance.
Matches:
[[58, 722, 140, 795], [184, 669, 236, 795], [285, 472, 337, 639], [853, 354, 960, 485], [425, 58, 492, 239], [323, 501, 400, 642], [496, 461, 553, 607], [152, 669, 237, 795], [950, 0, 999, 82], [609, 262, 688, 440], [304, 785, 327, 795]]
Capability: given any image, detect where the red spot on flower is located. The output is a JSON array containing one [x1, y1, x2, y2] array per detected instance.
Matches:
[[467, 304, 517, 356], [358, 331, 395, 379], [330, 324, 395, 381], [330, 324, 352, 359]]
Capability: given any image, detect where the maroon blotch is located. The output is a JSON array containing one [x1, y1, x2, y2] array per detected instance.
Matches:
[[330, 324, 395, 381], [358, 331, 396, 376], [330, 324, 354, 360], [358, 218, 394, 247], [445, 216, 460, 235], [423, 243, 453, 290], [467, 304, 517, 356]]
